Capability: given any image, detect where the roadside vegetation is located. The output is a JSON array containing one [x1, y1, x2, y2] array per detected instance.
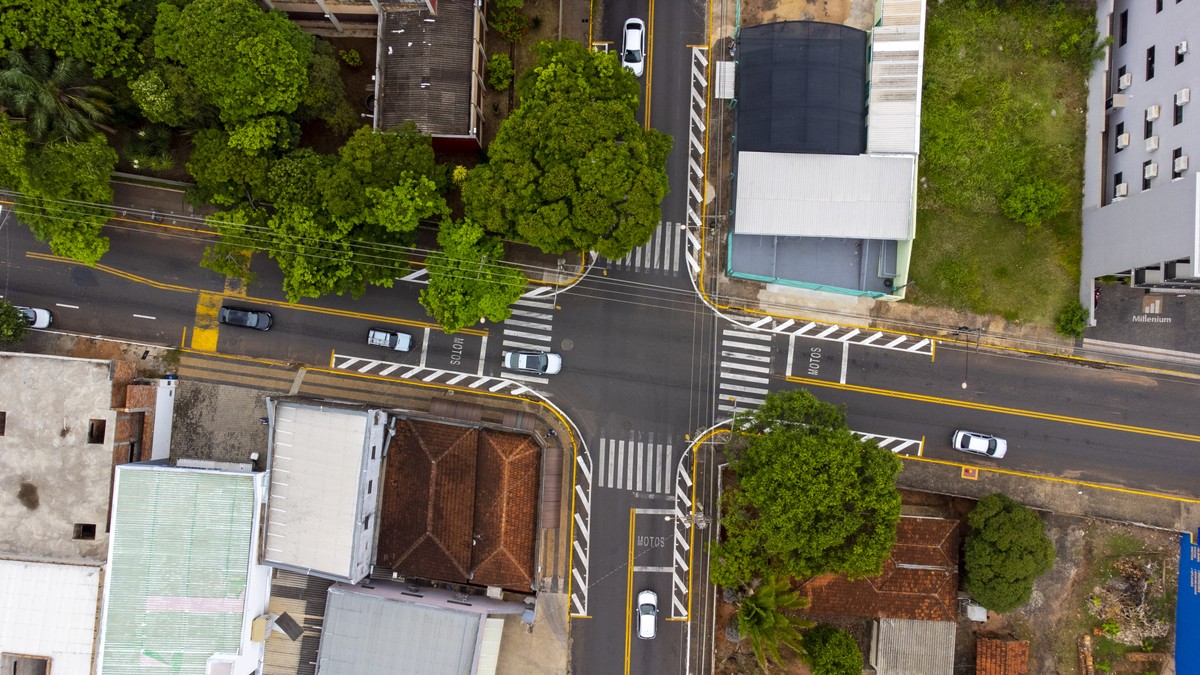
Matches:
[[0, 0, 666, 333], [914, 0, 1101, 327], [963, 493, 1056, 612]]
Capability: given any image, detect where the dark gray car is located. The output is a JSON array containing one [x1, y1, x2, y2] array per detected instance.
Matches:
[[218, 306, 273, 331]]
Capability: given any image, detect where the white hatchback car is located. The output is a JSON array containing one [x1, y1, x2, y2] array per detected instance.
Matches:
[[636, 590, 657, 639], [622, 18, 646, 77], [503, 350, 562, 375], [952, 430, 1007, 458], [17, 306, 52, 329]]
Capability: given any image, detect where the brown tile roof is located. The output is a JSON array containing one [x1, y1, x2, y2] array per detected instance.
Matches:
[[377, 420, 540, 591], [976, 638, 1030, 675], [801, 516, 960, 622]]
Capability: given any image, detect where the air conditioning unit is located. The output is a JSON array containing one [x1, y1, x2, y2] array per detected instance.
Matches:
[[1119, 73, 1133, 90], [1144, 162, 1159, 179], [1146, 104, 1161, 121], [1177, 88, 1191, 105], [1109, 94, 1128, 109], [1146, 135, 1159, 152], [1178, 41, 1189, 55], [1116, 133, 1130, 149], [1114, 182, 1129, 197], [1176, 155, 1190, 172]]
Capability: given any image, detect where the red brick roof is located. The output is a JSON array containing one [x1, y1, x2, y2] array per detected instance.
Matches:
[[976, 638, 1029, 675], [377, 419, 540, 591], [801, 516, 960, 621]]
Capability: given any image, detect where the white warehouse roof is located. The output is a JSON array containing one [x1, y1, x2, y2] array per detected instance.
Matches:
[[734, 151, 916, 240]]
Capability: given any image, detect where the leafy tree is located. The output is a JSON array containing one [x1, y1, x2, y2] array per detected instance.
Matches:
[[0, 113, 29, 186], [201, 205, 265, 282], [486, 53, 514, 91], [964, 493, 1055, 613], [129, 64, 214, 129], [302, 40, 358, 136], [0, 49, 114, 143], [801, 625, 862, 675], [319, 124, 442, 227], [711, 390, 902, 588], [266, 147, 334, 209], [420, 219, 527, 332], [18, 133, 117, 264], [0, 300, 28, 345], [186, 128, 272, 206], [1055, 300, 1089, 339], [462, 39, 670, 259], [736, 575, 812, 671], [152, 0, 312, 126], [0, 0, 143, 76], [491, 7, 531, 44]]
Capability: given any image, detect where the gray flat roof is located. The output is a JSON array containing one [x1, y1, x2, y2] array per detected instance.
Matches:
[[734, 151, 915, 240], [379, 2, 478, 136]]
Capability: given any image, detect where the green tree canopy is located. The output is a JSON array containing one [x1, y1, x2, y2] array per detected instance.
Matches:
[[186, 128, 272, 206], [711, 390, 903, 588], [0, 0, 143, 76], [0, 115, 115, 264], [419, 219, 527, 332], [0, 48, 114, 143], [963, 493, 1055, 613], [736, 575, 812, 671], [462, 39, 670, 259], [0, 300, 29, 345], [801, 625, 863, 675]]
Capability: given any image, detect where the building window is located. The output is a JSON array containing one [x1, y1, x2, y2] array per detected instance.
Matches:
[[1143, 160, 1154, 190], [1114, 171, 1123, 191], [0, 411, 5, 436], [1156, 0, 1163, 12], [1119, 11, 1128, 46], [1177, 102, 1185, 125], [1178, 45, 1187, 65], [367, 480, 373, 495], [1173, 148, 1186, 178], [1115, 121, 1125, 152], [1146, 46, 1156, 79], [73, 523, 97, 540], [87, 419, 106, 444], [1145, 117, 1154, 139], [371, 444, 377, 460], [363, 515, 371, 530]]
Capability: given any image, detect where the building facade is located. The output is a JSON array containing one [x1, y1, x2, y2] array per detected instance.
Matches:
[[1082, 0, 1199, 315]]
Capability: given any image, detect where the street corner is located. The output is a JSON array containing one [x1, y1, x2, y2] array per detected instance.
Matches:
[[1088, 283, 1200, 354]]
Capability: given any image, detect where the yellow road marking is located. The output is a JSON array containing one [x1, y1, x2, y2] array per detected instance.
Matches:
[[224, 273, 247, 297], [918, 435, 925, 457], [786, 375, 1200, 442], [624, 507, 636, 674], [645, 0, 655, 131], [191, 293, 222, 352], [25, 252, 485, 336]]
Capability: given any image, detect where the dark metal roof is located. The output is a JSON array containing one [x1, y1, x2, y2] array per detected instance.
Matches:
[[736, 21, 868, 155], [379, 2, 477, 137]]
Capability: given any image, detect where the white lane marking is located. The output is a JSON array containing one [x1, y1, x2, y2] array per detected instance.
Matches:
[[132, 314, 156, 320], [721, 361, 771, 373], [636, 441, 644, 491], [510, 309, 554, 321], [786, 333, 796, 376], [626, 438, 635, 487], [632, 566, 674, 573], [721, 371, 770, 384], [723, 339, 772, 352], [502, 371, 549, 385], [723, 329, 773, 341], [504, 319, 554, 331], [502, 340, 551, 351], [503, 329, 552, 341], [56, 303, 79, 309], [720, 350, 771, 362], [598, 441, 608, 487], [476, 334, 487, 376], [840, 345, 849, 384], [419, 328, 429, 368]]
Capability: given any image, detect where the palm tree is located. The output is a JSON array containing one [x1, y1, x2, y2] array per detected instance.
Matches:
[[0, 48, 113, 143], [736, 575, 814, 671]]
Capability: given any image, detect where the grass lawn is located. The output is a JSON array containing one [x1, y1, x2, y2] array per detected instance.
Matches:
[[913, 0, 1098, 325]]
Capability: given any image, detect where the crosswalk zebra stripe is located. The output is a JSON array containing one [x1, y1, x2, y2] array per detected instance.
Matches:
[[504, 319, 553, 331], [503, 372, 549, 385], [502, 340, 551, 351], [510, 309, 554, 321], [721, 371, 771, 384], [721, 361, 772, 373], [720, 350, 771, 362], [719, 382, 769, 397], [724, 329, 773, 341], [722, 340, 773, 352], [502, 329, 552, 341]]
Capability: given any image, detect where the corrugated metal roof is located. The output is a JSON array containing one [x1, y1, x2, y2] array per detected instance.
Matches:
[[98, 466, 257, 674], [734, 151, 915, 239], [866, 0, 927, 154], [0, 559, 101, 674], [317, 586, 481, 675], [873, 618, 955, 674], [265, 403, 372, 581]]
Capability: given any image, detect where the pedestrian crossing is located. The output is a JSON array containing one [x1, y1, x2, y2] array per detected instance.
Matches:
[[499, 296, 557, 384], [595, 433, 675, 494], [604, 221, 686, 275], [717, 327, 774, 414]]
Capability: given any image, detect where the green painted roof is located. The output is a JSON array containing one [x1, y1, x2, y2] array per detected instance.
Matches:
[[99, 467, 255, 674]]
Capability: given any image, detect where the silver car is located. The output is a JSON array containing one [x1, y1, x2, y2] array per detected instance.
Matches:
[[503, 350, 562, 375], [622, 18, 646, 77], [17, 306, 52, 329], [952, 430, 1007, 458]]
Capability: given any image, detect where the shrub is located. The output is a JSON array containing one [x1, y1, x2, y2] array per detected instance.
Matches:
[[1001, 179, 1065, 230], [0, 301, 29, 345], [486, 53, 514, 91], [491, 7, 530, 43], [802, 625, 862, 675], [339, 48, 362, 67], [1055, 300, 1089, 338], [125, 125, 176, 173]]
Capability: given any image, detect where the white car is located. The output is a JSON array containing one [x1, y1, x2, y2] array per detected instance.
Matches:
[[503, 350, 562, 375], [17, 306, 52, 329], [636, 590, 657, 639], [952, 430, 1007, 458], [621, 18, 646, 77]]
